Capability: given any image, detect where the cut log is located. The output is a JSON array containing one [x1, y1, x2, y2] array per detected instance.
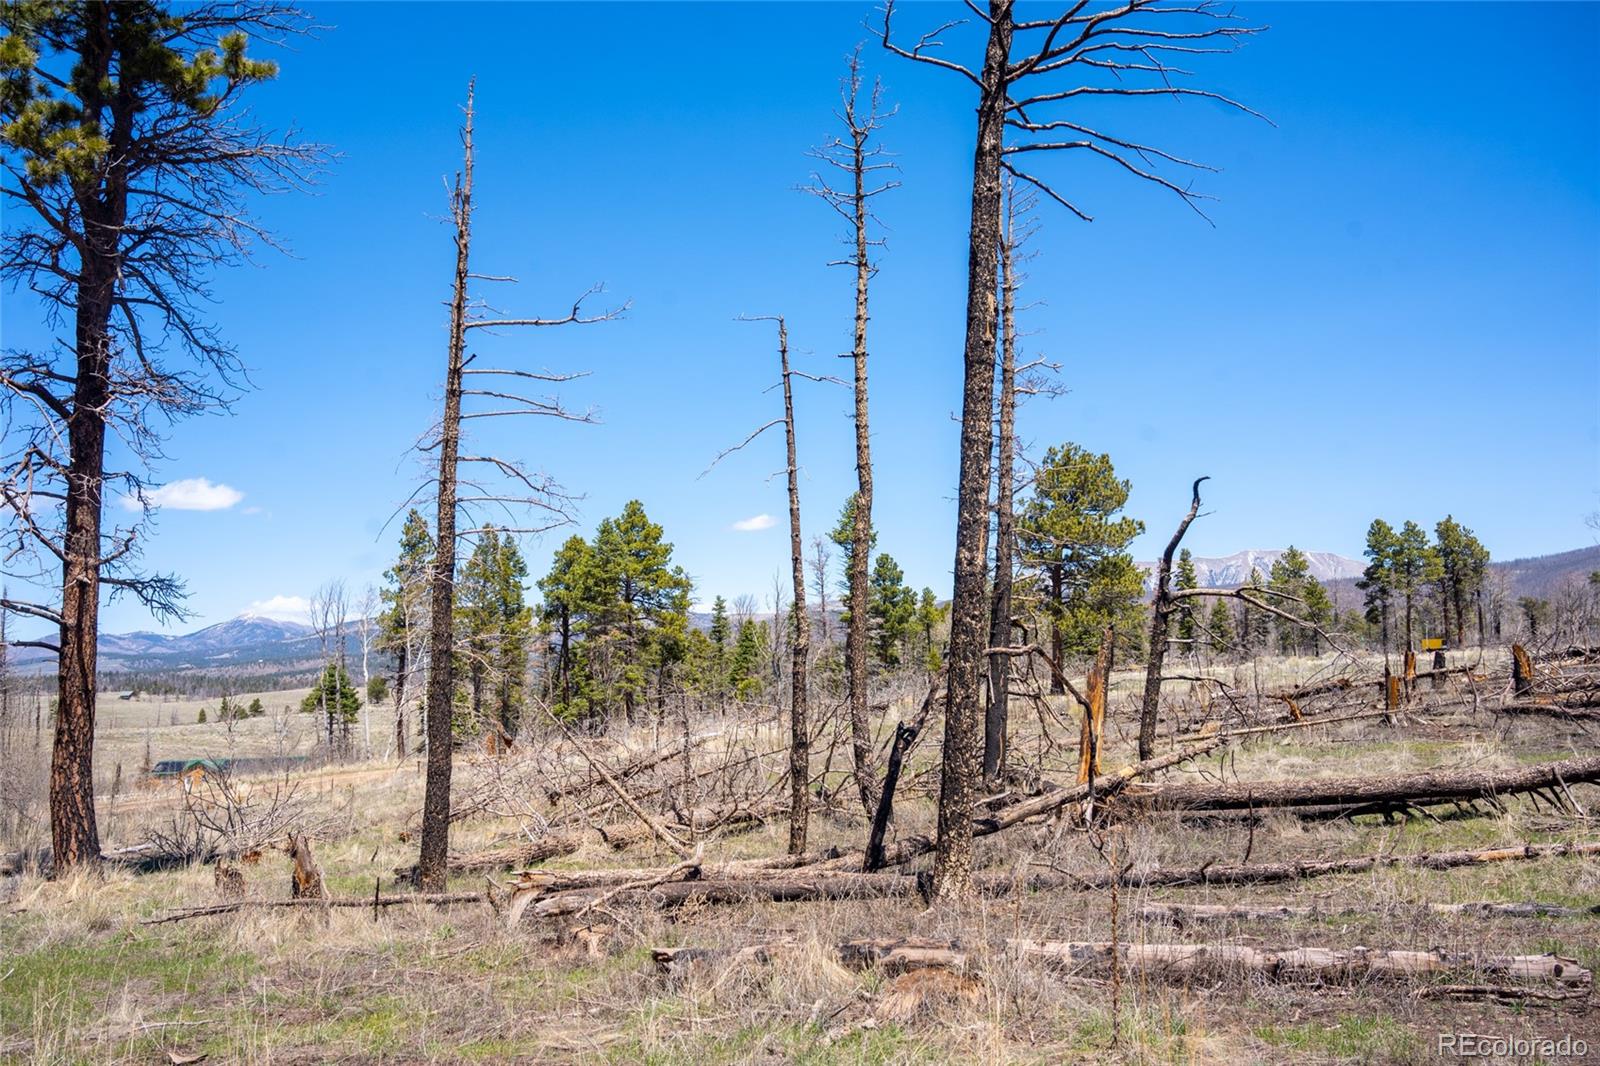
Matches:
[[1127, 754, 1600, 813]]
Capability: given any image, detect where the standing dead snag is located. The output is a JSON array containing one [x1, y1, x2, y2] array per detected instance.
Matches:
[[1138, 477, 1208, 760], [704, 316, 832, 853], [415, 84, 622, 892], [1511, 644, 1534, 697], [1, 3, 324, 873], [803, 48, 898, 816], [882, 0, 1263, 903], [985, 179, 1028, 783], [866, 674, 942, 871], [1077, 626, 1112, 786]]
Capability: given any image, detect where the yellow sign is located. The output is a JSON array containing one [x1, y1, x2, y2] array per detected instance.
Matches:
[[1420, 637, 1444, 652]]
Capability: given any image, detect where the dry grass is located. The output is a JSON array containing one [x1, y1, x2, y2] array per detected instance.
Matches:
[[3, 657, 1598, 1064]]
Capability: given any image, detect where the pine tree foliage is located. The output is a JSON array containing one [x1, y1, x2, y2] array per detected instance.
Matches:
[[1016, 444, 1146, 663]]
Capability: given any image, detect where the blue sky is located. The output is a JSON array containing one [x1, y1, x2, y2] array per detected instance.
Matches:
[[5, 2, 1597, 635]]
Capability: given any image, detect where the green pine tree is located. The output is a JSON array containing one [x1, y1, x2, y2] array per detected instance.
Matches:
[[456, 527, 533, 740], [729, 619, 769, 700], [1207, 597, 1235, 655], [867, 554, 917, 668], [1174, 549, 1199, 654], [300, 663, 362, 725], [1016, 444, 1146, 670], [1357, 519, 1399, 651], [1392, 521, 1440, 651], [1434, 516, 1490, 646], [916, 588, 946, 673]]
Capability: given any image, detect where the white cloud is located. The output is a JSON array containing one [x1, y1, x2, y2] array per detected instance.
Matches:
[[125, 477, 244, 512], [243, 595, 311, 623], [731, 513, 776, 532]]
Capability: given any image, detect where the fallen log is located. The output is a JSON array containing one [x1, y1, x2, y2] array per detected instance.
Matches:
[[1028, 840, 1600, 891], [1128, 754, 1600, 813], [1012, 940, 1590, 986], [1494, 701, 1600, 721], [140, 892, 485, 925], [651, 935, 1589, 989], [1174, 707, 1397, 744], [509, 841, 1600, 915], [393, 831, 585, 881], [1140, 899, 1600, 925], [868, 735, 1229, 869]]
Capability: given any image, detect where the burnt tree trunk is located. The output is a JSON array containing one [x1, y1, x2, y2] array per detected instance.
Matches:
[[1137, 478, 1207, 760], [845, 116, 880, 818], [418, 88, 476, 893], [778, 319, 811, 854], [393, 645, 408, 759], [867, 676, 940, 871], [932, 3, 1014, 903], [1511, 644, 1534, 697], [984, 188, 1020, 783]]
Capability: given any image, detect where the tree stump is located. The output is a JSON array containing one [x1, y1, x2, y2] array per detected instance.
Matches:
[[287, 832, 326, 900], [1512, 644, 1534, 697], [213, 860, 246, 901]]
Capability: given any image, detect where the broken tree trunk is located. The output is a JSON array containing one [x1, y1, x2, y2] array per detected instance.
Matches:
[[1138, 478, 1208, 760], [866, 677, 942, 871], [1126, 754, 1600, 813], [1512, 644, 1535, 697], [1077, 627, 1112, 785]]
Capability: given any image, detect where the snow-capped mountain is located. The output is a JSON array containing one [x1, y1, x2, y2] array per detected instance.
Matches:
[[1137, 549, 1365, 589]]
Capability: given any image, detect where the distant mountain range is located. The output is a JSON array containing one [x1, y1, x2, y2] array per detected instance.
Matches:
[[10, 612, 335, 673], [8, 545, 1597, 675], [1135, 549, 1366, 589]]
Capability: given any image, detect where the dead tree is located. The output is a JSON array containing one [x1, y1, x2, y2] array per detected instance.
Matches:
[[704, 316, 835, 854], [984, 178, 1042, 783], [1, 3, 324, 871], [803, 47, 899, 816], [415, 84, 621, 891], [881, 0, 1261, 903], [1138, 478, 1207, 759], [1139, 481, 1349, 755]]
